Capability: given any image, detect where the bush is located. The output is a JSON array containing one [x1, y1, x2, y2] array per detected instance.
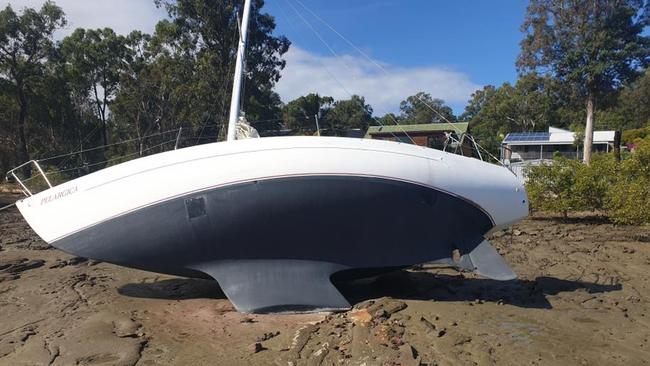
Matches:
[[525, 156, 585, 217], [525, 136, 650, 225], [574, 153, 618, 210], [606, 136, 650, 225], [622, 126, 650, 144]]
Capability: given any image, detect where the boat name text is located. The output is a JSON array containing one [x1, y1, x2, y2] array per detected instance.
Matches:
[[40, 186, 78, 205]]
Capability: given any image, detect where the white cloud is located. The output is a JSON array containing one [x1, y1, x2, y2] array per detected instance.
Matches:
[[6, 0, 167, 38], [274, 46, 480, 115]]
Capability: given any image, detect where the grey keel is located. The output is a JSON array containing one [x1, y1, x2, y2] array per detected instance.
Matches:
[[434, 237, 517, 281], [195, 260, 351, 313], [458, 239, 517, 281]]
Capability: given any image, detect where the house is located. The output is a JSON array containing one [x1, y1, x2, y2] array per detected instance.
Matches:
[[365, 122, 470, 150], [500, 126, 618, 164], [501, 126, 619, 181]]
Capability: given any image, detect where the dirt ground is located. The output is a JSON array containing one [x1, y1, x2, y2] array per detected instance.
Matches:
[[1, 191, 650, 366]]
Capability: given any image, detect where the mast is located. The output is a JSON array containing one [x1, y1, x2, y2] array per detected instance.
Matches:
[[226, 0, 253, 141]]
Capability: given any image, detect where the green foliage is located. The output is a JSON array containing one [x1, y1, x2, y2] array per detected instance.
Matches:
[[375, 113, 400, 127], [282, 94, 373, 134], [517, 0, 649, 163], [622, 127, 650, 144], [325, 95, 373, 132], [0, 1, 66, 171], [462, 73, 558, 155], [154, 0, 290, 134], [606, 175, 650, 225], [573, 153, 618, 210], [526, 139, 650, 224], [60, 27, 129, 145], [526, 154, 616, 217], [525, 156, 584, 217], [518, 0, 649, 99], [0, 0, 291, 178], [398, 92, 456, 125], [606, 136, 650, 224], [617, 69, 650, 130], [282, 93, 333, 132]]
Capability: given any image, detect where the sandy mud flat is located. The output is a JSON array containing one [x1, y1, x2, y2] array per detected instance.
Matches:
[[1, 192, 649, 365]]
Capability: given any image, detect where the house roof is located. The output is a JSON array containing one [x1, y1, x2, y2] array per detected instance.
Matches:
[[365, 122, 469, 138], [502, 127, 616, 146]]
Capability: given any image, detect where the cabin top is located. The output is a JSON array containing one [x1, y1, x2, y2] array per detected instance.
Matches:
[[365, 122, 469, 138], [365, 122, 470, 148]]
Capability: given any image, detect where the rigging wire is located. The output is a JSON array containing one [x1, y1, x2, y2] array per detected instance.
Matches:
[[37, 128, 181, 163], [19, 138, 178, 185], [0, 202, 15, 212], [11, 1, 508, 192], [281, 0, 415, 144], [247, 116, 325, 124], [293, 0, 461, 134], [292, 0, 504, 164], [54, 123, 102, 170]]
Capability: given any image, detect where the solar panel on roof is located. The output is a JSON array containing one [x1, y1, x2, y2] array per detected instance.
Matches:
[[502, 132, 551, 143]]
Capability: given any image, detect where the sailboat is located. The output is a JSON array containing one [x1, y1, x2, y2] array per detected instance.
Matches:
[[9, 0, 528, 313]]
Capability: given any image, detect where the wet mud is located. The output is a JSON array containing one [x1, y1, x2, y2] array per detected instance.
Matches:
[[1, 192, 649, 365]]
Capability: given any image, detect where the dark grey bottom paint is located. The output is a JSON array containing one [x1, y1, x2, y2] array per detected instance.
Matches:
[[52, 175, 494, 313]]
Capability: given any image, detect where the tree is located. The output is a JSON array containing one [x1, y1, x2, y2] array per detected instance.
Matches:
[[0, 1, 65, 173], [375, 113, 401, 127], [461, 74, 557, 155], [325, 95, 373, 132], [111, 31, 168, 155], [518, 0, 650, 164], [398, 92, 456, 124], [283, 93, 333, 132], [61, 28, 129, 147], [244, 85, 284, 134], [154, 0, 290, 139], [0, 0, 292, 180], [460, 85, 497, 122], [0, 78, 18, 176], [617, 69, 650, 129]]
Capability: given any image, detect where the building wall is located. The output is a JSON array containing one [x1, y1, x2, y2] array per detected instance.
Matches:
[[503, 143, 610, 163]]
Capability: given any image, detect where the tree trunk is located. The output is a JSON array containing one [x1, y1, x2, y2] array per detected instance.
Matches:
[[583, 95, 595, 165], [101, 123, 108, 147], [17, 88, 31, 177], [613, 130, 621, 162]]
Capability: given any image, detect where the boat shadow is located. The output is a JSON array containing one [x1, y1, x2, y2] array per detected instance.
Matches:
[[336, 269, 622, 309], [118, 278, 227, 300], [118, 269, 621, 310]]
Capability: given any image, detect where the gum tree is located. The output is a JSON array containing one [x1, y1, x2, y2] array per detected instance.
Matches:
[[60, 28, 129, 147], [0, 1, 65, 171], [517, 0, 649, 164]]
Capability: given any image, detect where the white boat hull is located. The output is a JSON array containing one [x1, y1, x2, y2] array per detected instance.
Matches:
[[16, 137, 528, 312]]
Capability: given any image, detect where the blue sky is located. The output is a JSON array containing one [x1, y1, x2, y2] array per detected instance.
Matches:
[[271, 1, 527, 86], [268, 0, 529, 114]]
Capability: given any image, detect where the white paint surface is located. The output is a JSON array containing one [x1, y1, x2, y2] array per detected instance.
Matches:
[[17, 137, 528, 243]]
